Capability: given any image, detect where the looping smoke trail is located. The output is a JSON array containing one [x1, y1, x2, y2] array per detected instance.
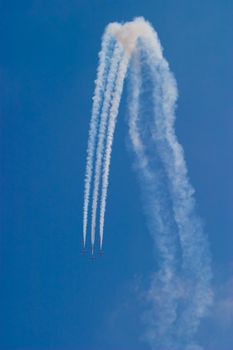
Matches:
[[83, 17, 212, 349]]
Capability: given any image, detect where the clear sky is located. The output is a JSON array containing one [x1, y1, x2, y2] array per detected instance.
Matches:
[[0, 1, 232, 349]]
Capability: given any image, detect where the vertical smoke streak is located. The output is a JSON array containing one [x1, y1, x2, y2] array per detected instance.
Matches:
[[128, 43, 179, 347], [142, 35, 213, 346], [99, 53, 129, 249], [83, 28, 113, 247], [90, 43, 124, 250], [127, 45, 146, 165]]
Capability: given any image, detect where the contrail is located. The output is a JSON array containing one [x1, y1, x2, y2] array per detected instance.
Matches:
[[142, 36, 213, 346], [90, 43, 124, 252], [99, 53, 130, 249], [127, 40, 180, 347], [82, 27, 113, 248], [82, 17, 212, 349]]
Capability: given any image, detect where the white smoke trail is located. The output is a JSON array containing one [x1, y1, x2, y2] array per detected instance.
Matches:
[[83, 17, 212, 349], [128, 42, 180, 348], [127, 27, 212, 348], [82, 27, 114, 247], [99, 53, 130, 249], [140, 35, 213, 346], [127, 45, 148, 169], [90, 43, 124, 250]]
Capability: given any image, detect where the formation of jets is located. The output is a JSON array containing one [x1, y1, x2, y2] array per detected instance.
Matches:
[[81, 246, 103, 260]]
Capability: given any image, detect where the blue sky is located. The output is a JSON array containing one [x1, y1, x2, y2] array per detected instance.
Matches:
[[0, 1, 232, 349]]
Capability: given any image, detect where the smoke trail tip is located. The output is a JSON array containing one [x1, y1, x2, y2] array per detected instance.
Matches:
[[99, 240, 103, 251]]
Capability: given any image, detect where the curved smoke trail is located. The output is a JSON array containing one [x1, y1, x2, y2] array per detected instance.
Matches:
[[83, 17, 212, 349], [127, 32, 213, 348]]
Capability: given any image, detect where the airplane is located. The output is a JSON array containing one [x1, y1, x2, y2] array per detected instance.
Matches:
[[90, 254, 96, 261], [81, 247, 87, 255], [98, 249, 104, 256]]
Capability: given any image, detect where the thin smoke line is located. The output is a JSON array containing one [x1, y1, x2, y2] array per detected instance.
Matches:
[[90, 43, 124, 250], [99, 53, 129, 248]]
